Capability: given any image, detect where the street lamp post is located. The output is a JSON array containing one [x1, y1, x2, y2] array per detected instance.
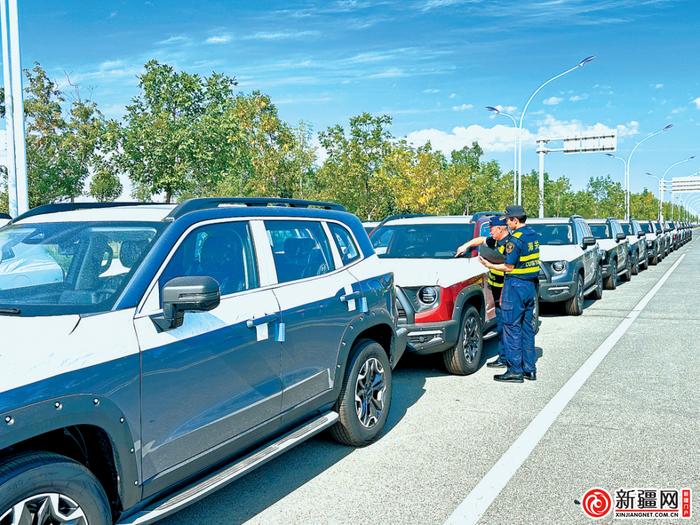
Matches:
[[486, 106, 517, 204], [516, 55, 596, 206], [625, 124, 674, 220], [646, 172, 665, 222], [606, 153, 627, 215]]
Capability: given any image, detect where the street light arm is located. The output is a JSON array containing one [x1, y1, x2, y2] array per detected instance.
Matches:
[[517, 63, 581, 131], [661, 156, 695, 179]]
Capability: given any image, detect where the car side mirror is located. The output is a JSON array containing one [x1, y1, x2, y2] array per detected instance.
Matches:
[[637, 231, 645, 238], [582, 236, 596, 247], [153, 276, 220, 331], [615, 232, 626, 242], [655, 228, 662, 234]]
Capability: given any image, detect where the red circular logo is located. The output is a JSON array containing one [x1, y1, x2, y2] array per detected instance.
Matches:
[[582, 488, 612, 519]]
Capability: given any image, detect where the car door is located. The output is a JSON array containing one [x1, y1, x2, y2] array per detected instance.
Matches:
[[611, 221, 627, 268], [574, 219, 595, 286], [134, 219, 283, 482], [262, 219, 357, 412]]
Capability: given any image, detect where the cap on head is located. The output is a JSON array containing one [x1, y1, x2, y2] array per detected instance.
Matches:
[[489, 215, 507, 227], [504, 205, 527, 219]]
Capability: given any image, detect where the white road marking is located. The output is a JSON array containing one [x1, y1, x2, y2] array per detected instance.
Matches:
[[445, 254, 686, 525]]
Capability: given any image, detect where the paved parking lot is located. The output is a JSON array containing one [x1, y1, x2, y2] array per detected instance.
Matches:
[[163, 239, 699, 525]]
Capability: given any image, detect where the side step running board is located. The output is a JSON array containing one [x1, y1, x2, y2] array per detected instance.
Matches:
[[117, 411, 339, 525]]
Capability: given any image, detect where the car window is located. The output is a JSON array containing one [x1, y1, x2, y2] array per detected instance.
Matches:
[[328, 222, 361, 265], [0, 222, 162, 316], [589, 223, 610, 239], [573, 221, 586, 243], [160, 221, 258, 296], [265, 220, 334, 283], [370, 223, 473, 258], [640, 222, 653, 233], [620, 223, 632, 235], [529, 223, 573, 245]]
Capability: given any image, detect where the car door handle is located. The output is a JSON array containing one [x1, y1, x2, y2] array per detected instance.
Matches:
[[340, 291, 363, 302], [246, 313, 280, 328]]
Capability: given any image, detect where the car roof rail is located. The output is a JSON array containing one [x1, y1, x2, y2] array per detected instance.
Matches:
[[471, 210, 502, 221], [166, 197, 346, 221], [369, 213, 433, 235], [10, 202, 160, 224]]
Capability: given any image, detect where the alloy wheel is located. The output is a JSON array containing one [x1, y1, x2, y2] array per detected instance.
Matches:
[[461, 313, 480, 362], [0, 493, 87, 525], [354, 357, 386, 429]]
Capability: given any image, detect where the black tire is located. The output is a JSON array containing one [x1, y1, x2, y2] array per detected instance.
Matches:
[[639, 249, 648, 270], [621, 256, 632, 282], [604, 258, 617, 290], [331, 339, 392, 447], [589, 266, 604, 300], [442, 305, 483, 375], [0, 452, 111, 525], [564, 274, 584, 316]]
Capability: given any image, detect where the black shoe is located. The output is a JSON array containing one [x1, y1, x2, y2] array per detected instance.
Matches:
[[486, 359, 507, 368], [494, 371, 524, 383], [523, 371, 537, 381]]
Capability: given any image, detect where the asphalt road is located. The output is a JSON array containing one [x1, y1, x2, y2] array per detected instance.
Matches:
[[162, 237, 699, 525]]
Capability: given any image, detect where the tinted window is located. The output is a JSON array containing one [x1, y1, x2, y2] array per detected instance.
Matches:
[[620, 223, 632, 235], [161, 221, 258, 296], [640, 222, 653, 233], [329, 223, 361, 265], [589, 223, 610, 239], [528, 223, 573, 245], [0, 222, 162, 316], [371, 223, 473, 259], [265, 220, 334, 283]]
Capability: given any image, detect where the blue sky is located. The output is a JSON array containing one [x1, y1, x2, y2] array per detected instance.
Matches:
[[13, 0, 700, 198]]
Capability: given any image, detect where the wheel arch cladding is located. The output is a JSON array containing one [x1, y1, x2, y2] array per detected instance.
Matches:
[[336, 318, 395, 387], [452, 285, 485, 323], [0, 395, 141, 512]]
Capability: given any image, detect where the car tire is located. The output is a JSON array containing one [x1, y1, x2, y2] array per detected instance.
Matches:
[[331, 339, 392, 447], [442, 305, 483, 375], [621, 256, 632, 282], [639, 250, 648, 270], [631, 251, 639, 275], [0, 452, 111, 525], [564, 274, 584, 316], [589, 266, 604, 300], [604, 259, 617, 290]]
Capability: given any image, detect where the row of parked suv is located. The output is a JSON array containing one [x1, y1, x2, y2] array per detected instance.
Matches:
[[0, 199, 694, 525]]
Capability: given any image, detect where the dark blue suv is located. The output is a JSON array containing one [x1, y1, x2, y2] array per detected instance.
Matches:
[[0, 198, 406, 525]]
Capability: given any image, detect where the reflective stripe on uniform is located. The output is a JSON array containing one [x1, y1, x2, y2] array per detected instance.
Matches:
[[519, 253, 539, 262]]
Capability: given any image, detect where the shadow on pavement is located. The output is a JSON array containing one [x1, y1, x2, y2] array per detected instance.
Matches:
[[161, 357, 430, 525]]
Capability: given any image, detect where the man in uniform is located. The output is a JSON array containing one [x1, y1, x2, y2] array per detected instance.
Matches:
[[479, 205, 539, 383], [455, 215, 509, 367]]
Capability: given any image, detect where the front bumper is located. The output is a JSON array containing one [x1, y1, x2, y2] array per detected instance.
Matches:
[[391, 327, 409, 367], [538, 280, 576, 302], [402, 320, 460, 355]]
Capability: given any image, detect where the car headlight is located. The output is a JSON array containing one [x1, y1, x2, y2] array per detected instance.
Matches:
[[418, 286, 439, 305], [551, 261, 567, 273]]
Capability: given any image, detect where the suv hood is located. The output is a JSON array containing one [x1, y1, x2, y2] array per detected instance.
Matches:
[[375, 257, 486, 287], [0, 310, 139, 395], [539, 245, 585, 263], [595, 239, 619, 251]]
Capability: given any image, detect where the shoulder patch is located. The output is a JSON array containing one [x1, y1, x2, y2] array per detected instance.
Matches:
[[505, 241, 515, 254]]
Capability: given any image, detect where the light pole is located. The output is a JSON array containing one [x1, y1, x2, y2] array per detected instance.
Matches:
[[625, 124, 673, 220], [646, 172, 665, 222], [606, 153, 627, 215], [486, 106, 517, 204], [516, 55, 596, 206]]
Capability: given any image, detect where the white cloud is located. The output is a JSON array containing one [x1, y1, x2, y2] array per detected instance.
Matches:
[[449, 93, 457, 99], [423, 88, 440, 93], [670, 107, 686, 115], [693, 97, 700, 109], [243, 30, 320, 40], [452, 103, 473, 112], [157, 35, 190, 46], [536, 115, 639, 140], [569, 93, 589, 102], [205, 34, 232, 44], [654, 83, 664, 89], [543, 96, 562, 106], [407, 124, 530, 154], [495, 104, 517, 114], [367, 67, 405, 79]]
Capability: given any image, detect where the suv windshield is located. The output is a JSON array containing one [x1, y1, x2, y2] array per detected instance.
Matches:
[[0, 222, 163, 316], [370, 223, 472, 259], [589, 223, 611, 239], [640, 223, 653, 234], [620, 223, 632, 235], [528, 223, 573, 245]]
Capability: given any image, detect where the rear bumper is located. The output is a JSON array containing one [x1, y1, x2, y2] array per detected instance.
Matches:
[[402, 320, 460, 355]]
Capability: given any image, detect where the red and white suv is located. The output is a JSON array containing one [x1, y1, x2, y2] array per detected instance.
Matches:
[[370, 214, 496, 375]]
